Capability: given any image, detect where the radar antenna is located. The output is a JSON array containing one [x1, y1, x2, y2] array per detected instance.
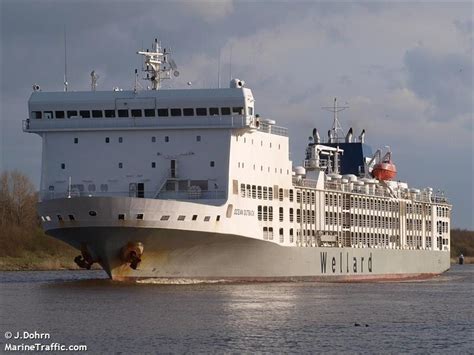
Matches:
[[322, 97, 349, 143], [137, 38, 179, 90]]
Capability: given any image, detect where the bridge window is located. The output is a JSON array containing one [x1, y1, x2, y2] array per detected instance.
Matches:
[[118, 109, 128, 117], [204, 216, 211, 222], [67, 110, 78, 118], [160, 215, 170, 221], [144, 109, 155, 117], [196, 108, 207, 116], [61, 163, 65, 169], [165, 136, 169, 142], [171, 108, 182, 116], [44, 111, 53, 119], [92, 110, 103, 118], [118, 162, 123, 168], [74, 138, 78, 144], [151, 136, 156, 142], [105, 110, 115, 118], [232, 107, 244, 114], [192, 215, 198, 221], [183, 108, 194, 116], [151, 162, 156, 168], [32, 111, 42, 119], [55, 111, 65, 119], [209, 107, 219, 116], [196, 135, 201, 142], [221, 107, 231, 115], [105, 137, 110, 143], [80, 110, 90, 118], [118, 214, 125, 220], [210, 161, 215, 167], [177, 215, 185, 221], [131, 109, 142, 117], [158, 108, 169, 117]]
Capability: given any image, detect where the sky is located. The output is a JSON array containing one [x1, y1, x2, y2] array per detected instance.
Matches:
[[0, 0, 472, 229]]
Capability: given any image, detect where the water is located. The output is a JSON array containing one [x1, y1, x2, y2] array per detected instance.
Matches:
[[0, 266, 472, 353]]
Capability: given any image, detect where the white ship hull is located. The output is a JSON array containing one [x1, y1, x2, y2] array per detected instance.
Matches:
[[40, 197, 450, 281]]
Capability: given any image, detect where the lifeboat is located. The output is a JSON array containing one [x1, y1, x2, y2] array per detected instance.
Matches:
[[372, 161, 397, 180]]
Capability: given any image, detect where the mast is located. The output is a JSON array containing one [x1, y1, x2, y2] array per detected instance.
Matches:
[[322, 97, 348, 142], [137, 38, 179, 90]]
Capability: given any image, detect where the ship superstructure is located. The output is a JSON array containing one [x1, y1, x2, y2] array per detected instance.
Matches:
[[23, 38, 451, 280]]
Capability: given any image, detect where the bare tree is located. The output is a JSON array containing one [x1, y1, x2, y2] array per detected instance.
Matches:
[[0, 171, 37, 228]]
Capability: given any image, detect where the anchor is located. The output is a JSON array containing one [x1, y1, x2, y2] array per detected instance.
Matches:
[[74, 244, 96, 270], [120, 242, 144, 270]]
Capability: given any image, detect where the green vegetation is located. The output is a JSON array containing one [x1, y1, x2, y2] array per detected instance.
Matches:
[[0, 170, 473, 270], [0, 171, 78, 270]]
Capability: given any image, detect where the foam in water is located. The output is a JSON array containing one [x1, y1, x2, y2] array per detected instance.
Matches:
[[136, 278, 229, 285]]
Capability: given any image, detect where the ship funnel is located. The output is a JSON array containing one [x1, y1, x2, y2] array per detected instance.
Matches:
[[312, 128, 320, 143], [345, 127, 353, 143], [359, 129, 365, 143]]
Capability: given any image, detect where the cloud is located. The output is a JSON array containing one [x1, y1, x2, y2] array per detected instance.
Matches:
[[1, 1, 473, 228], [404, 46, 473, 122], [185, 0, 234, 22]]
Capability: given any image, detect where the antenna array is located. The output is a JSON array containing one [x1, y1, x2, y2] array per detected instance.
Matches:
[[322, 97, 349, 142], [137, 38, 179, 90]]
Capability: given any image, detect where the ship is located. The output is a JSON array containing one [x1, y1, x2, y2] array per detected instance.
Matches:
[[23, 38, 451, 281]]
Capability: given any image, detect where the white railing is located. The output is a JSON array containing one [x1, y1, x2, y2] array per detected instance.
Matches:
[[156, 190, 226, 200]]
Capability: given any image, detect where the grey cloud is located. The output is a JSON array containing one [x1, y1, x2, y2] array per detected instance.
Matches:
[[404, 46, 473, 122], [453, 18, 473, 37]]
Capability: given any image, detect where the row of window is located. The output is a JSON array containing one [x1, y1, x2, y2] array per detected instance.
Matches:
[[405, 235, 448, 250], [436, 220, 449, 234], [32, 106, 247, 119], [41, 212, 221, 222], [237, 163, 289, 175], [262, 227, 294, 243], [236, 136, 281, 150], [351, 233, 397, 248], [436, 206, 449, 218], [240, 184, 291, 201], [73, 135, 199, 145], [60, 160, 215, 170]]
